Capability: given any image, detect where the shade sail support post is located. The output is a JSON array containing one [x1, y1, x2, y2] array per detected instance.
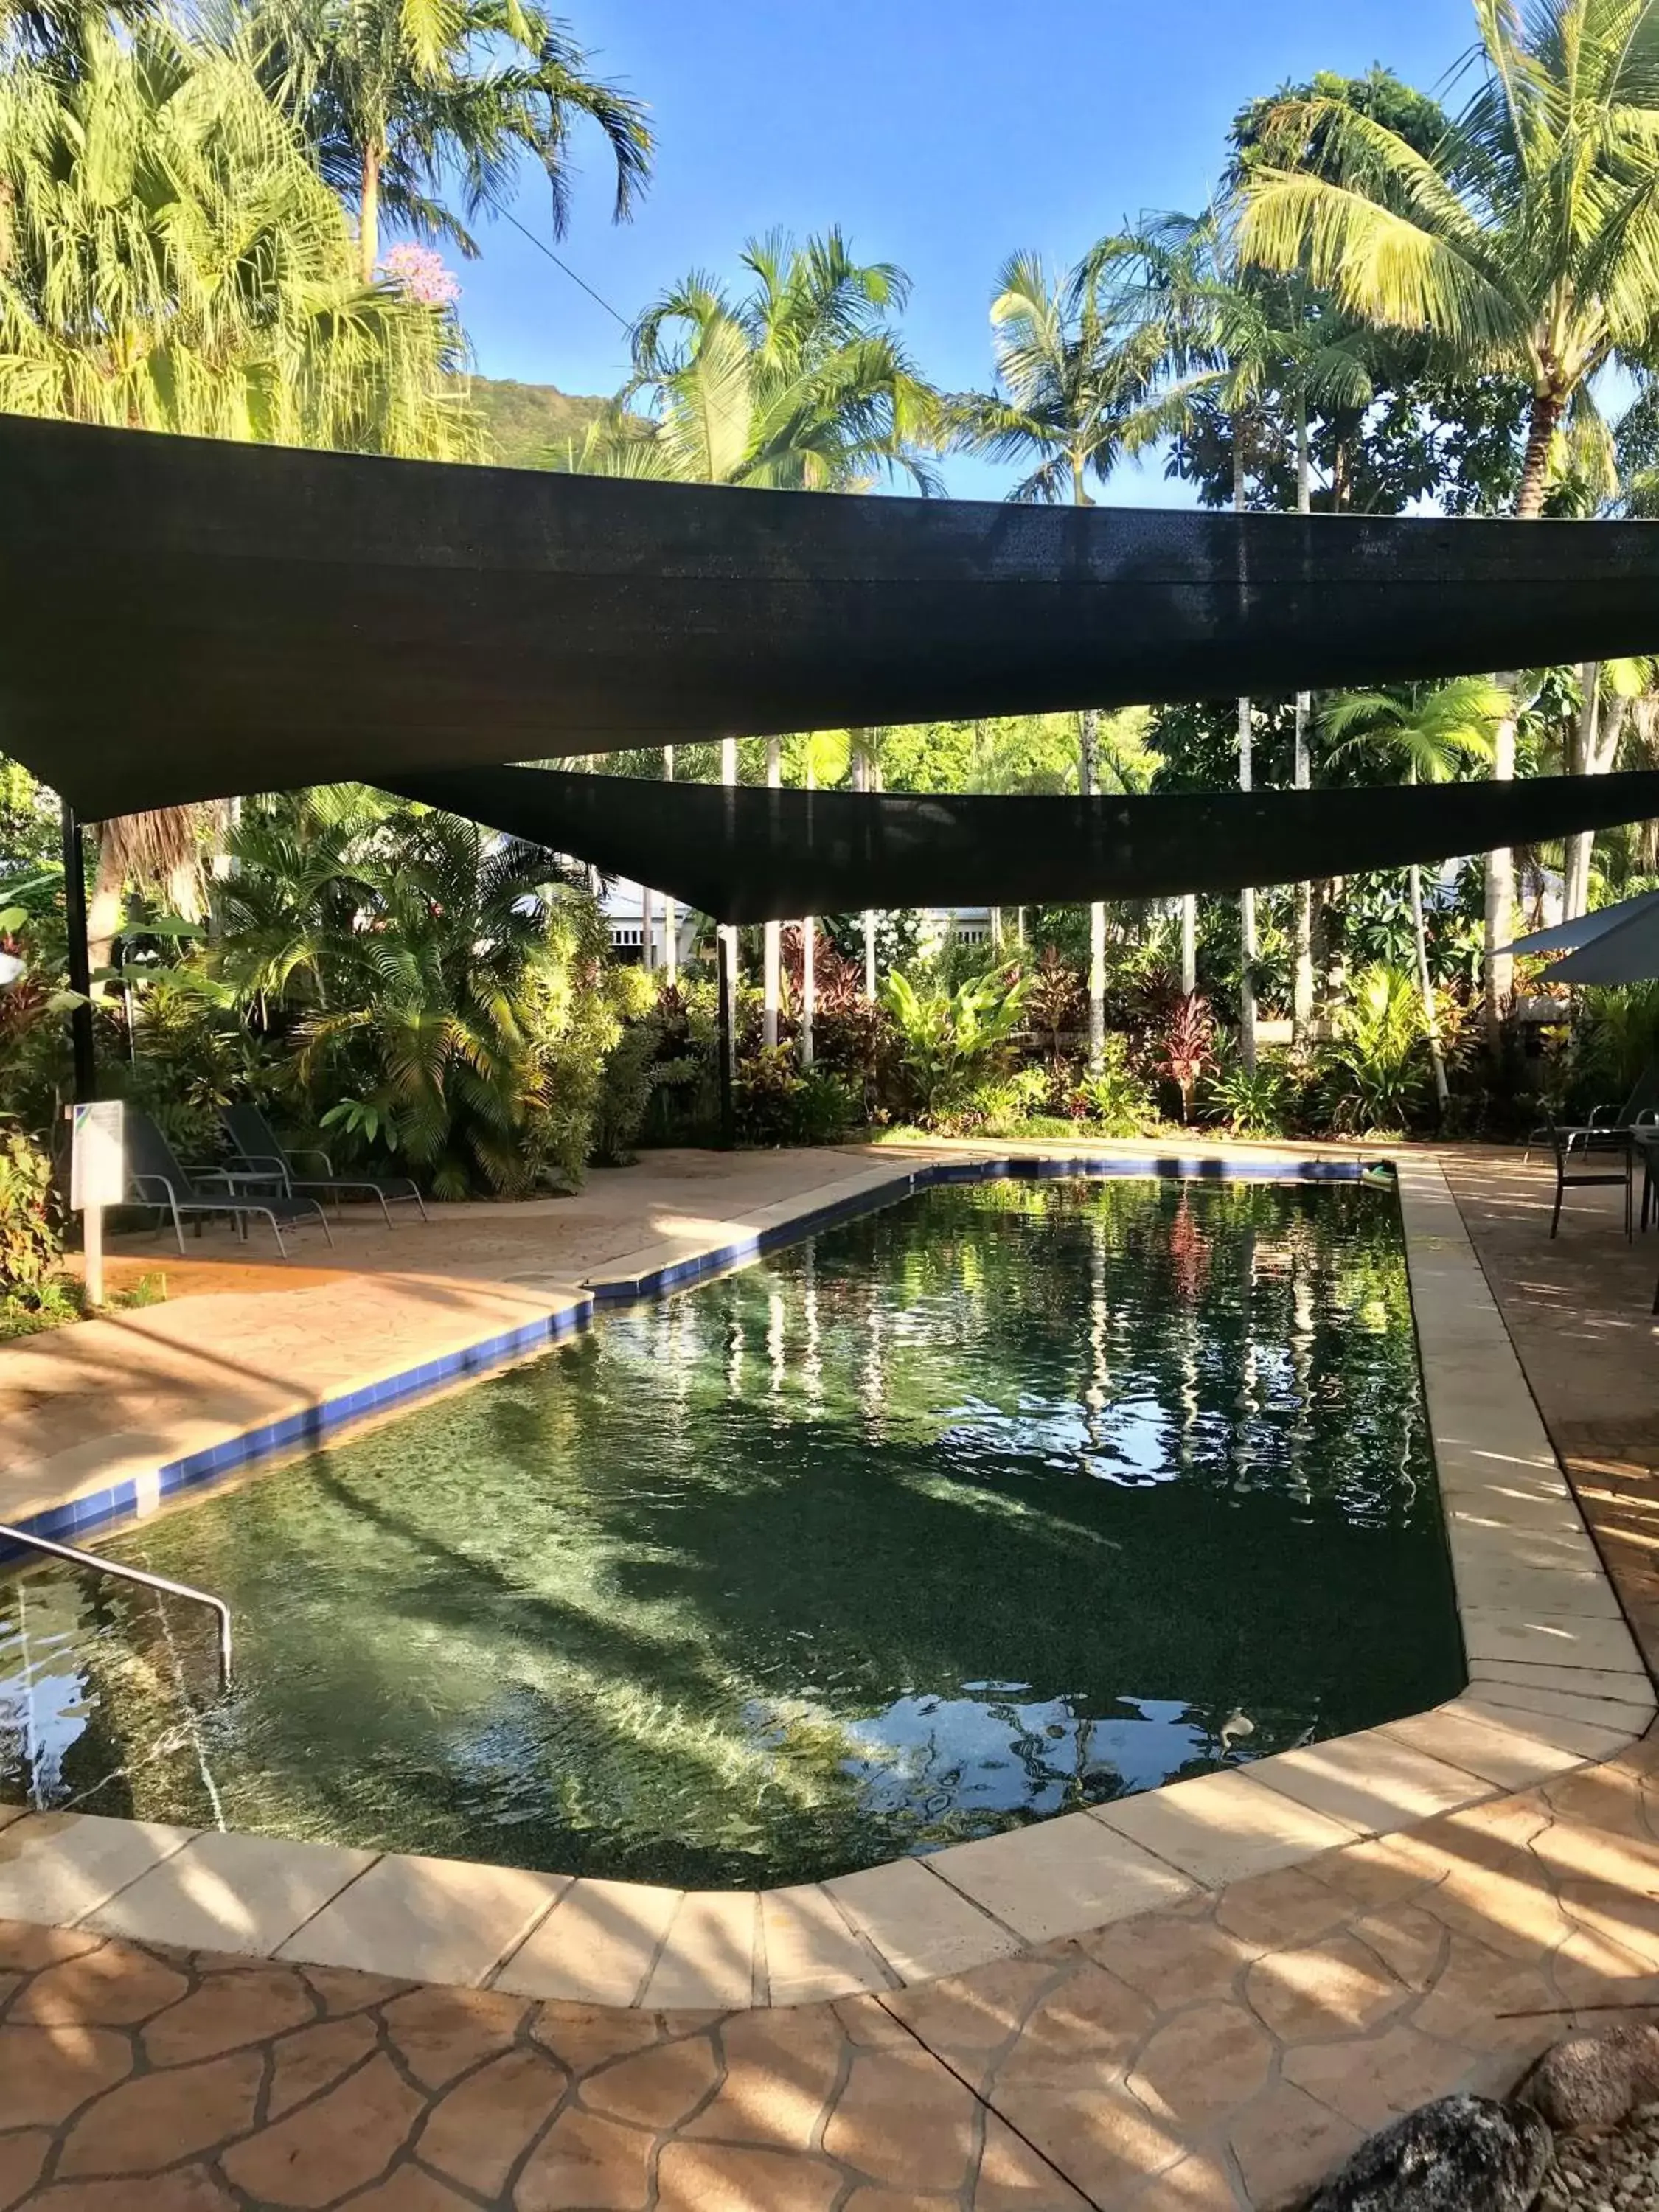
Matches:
[[59, 800, 96, 1104]]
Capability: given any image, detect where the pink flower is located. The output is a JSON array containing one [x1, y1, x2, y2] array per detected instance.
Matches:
[[377, 243, 462, 307]]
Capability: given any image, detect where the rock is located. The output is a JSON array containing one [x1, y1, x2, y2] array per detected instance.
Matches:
[[1520, 2026, 1659, 2136], [1304, 2093, 1554, 2211]]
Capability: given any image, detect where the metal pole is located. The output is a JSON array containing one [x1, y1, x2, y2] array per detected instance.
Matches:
[[60, 801, 96, 1102], [0, 1519, 232, 1691], [717, 928, 736, 1149]]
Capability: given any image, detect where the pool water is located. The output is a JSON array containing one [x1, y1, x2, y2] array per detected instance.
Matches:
[[0, 1175, 1461, 1888]]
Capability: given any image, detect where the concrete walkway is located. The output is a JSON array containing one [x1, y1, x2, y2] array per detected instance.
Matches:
[[0, 1143, 1655, 2209]]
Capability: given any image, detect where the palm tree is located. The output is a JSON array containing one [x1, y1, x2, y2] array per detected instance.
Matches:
[[1238, 0, 1659, 1034], [0, 17, 473, 448], [949, 250, 1200, 1068], [0, 14, 476, 981], [1562, 657, 1653, 917], [220, 790, 601, 1195], [1321, 677, 1503, 1110], [1105, 208, 1379, 1055], [574, 231, 936, 1060], [249, 0, 652, 283]]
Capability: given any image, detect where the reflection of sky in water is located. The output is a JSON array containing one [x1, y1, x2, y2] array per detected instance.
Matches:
[[839, 1690, 1215, 1820], [0, 1591, 103, 1807]]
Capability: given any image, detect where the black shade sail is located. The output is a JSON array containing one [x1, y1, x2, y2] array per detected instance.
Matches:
[[386, 765, 1659, 925], [10, 414, 1659, 820]]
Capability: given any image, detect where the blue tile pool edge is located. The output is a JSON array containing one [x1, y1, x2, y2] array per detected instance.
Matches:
[[2, 1148, 1385, 1560]]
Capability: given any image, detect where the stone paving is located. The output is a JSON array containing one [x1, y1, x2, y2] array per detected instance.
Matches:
[[4, 1742, 1659, 2210], [1, 1143, 1658, 2208]]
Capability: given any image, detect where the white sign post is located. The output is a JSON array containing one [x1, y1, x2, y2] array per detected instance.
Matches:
[[69, 1100, 125, 1309]]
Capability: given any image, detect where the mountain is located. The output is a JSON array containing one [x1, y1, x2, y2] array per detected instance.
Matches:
[[469, 377, 611, 470]]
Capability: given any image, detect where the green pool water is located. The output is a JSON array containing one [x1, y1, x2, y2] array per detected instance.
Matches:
[[0, 1174, 1462, 1888]]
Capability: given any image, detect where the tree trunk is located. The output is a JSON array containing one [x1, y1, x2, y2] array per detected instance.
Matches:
[[1516, 387, 1564, 522], [86, 835, 124, 986], [801, 746, 815, 1066], [1319, 877, 1347, 1017], [661, 746, 678, 984], [720, 738, 739, 1066], [1484, 678, 1519, 1042], [1233, 430, 1258, 1072], [1402, 766, 1450, 1113], [1237, 696, 1259, 1074], [855, 734, 879, 998], [1564, 663, 1604, 922], [1077, 706, 1105, 1071], [762, 736, 781, 1047], [359, 142, 381, 286], [1180, 894, 1197, 995], [1292, 400, 1315, 1042]]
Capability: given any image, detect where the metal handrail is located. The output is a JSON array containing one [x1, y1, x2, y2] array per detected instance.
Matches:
[[0, 1521, 232, 1691]]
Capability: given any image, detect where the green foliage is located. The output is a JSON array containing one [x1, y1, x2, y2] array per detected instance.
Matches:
[[0, 761, 56, 874], [734, 1048, 860, 1147], [0, 1121, 59, 1296], [591, 1014, 664, 1168], [249, 0, 651, 283], [469, 377, 611, 467], [1205, 1051, 1298, 1138], [1574, 982, 1659, 1113], [216, 790, 616, 1197], [0, 17, 475, 454], [881, 967, 1033, 1126], [1318, 966, 1427, 1134], [570, 229, 937, 493], [1071, 1037, 1157, 1136]]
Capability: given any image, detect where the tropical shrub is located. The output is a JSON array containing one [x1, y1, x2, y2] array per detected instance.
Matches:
[[882, 966, 1033, 1126], [952, 1063, 1052, 1135], [1026, 947, 1085, 1070], [1205, 1051, 1298, 1138], [1070, 1036, 1158, 1135], [734, 1048, 860, 1146], [1318, 965, 1428, 1135], [1150, 990, 1217, 1122], [0, 1121, 59, 1298], [218, 792, 617, 1197]]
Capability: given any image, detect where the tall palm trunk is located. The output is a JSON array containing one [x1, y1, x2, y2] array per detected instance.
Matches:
[[1404, 764, 1450, 1114], [661, 746, 678, 983], [359, 140, 382, 285], [1180, 895, 1197, 995], [1484, 680, 1519, 1039], [801, 746, 815, 1067], [1565, 663, 1614, 922], [762, 736, 781, 1047], [1070, 465, 1107, 1071], [853, 731, 878, 997], [1233, 434, 1258, 1073], [1484, 386, 1562, 1039], [1291, 399, 1315, 1041], [719, 737, 739, 1087], [1078, 706, 1106, 1071]]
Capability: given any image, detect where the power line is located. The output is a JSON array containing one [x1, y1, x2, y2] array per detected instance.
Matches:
[[494, 206, 631, 330]]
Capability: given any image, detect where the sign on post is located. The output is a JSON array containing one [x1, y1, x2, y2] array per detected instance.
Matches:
[[70, 1099, 125, 1307]]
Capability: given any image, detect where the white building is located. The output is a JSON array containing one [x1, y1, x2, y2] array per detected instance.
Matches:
[[601, 882, 995, 968]]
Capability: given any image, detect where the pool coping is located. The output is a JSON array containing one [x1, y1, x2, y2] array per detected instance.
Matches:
[[0, 1147, 1651, 2011]]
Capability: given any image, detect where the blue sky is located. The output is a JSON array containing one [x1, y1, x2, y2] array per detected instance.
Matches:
[[456, 0, 1479, 504]]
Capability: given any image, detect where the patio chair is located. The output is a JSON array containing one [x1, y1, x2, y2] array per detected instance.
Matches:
[[219, 1105, 428, 1226], [1545, 1120, 1632, 1241], [125, 1110, 334, 1260]]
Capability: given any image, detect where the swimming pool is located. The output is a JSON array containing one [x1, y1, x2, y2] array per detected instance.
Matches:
[[0, 1172, 1462, 1889]]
